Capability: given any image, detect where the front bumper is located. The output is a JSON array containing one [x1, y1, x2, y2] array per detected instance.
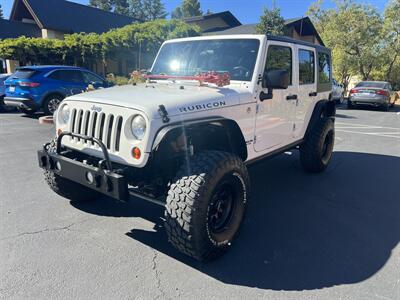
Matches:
[[4, 97, 37, 110], [38, 132, 129, 201]]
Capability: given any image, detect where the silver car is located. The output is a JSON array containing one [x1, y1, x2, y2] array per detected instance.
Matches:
[[348, 81, 396, 111], [332, 78, 344, 104]]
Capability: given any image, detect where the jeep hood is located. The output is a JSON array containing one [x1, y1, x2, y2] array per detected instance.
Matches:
[[66, 83, 252, 118]]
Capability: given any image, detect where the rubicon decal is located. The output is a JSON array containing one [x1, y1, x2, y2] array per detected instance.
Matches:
[[179, 100, 226, 113]]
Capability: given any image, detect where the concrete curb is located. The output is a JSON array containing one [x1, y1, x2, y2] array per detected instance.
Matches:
[[39, 116, 54, 125]]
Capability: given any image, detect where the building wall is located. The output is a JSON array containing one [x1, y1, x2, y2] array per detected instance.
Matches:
[[41, 29, 65, 39]]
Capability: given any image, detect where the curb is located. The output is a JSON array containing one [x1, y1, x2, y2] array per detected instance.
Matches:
[[39, 116, 54, 125]]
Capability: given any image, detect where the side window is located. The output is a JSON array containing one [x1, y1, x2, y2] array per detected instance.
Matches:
[[82, 71, 103, 84], [265, 45, 292, 85], [318, 52, 331, 84], [298, 49, 315, 85], [48, 70, 83, 83]]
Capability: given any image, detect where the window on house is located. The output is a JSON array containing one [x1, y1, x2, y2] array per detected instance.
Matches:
[[265, 45, 292, 85], [298, 49, 315, 84], [318, 52, 331, 83]]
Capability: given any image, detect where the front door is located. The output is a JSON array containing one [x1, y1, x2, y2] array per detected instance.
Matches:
[[254, 41, 297, 152], [293, 46, 317, 138]]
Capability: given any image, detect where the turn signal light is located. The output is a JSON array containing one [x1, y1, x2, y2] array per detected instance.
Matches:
[[132, 147, 141, 159], [349, 89, 357, 94]]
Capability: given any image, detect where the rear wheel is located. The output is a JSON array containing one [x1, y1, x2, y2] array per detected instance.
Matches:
[[165, 151, 250, 261], [43, 94, 64, 115], [300, 117, 335, 173]]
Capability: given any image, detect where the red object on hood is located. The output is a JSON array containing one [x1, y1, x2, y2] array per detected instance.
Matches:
[[144, 71, 231, 87]]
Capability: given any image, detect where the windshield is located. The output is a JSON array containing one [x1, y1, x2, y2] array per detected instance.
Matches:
[[356, 81, 386, 88], [151, 39, 260, 82]]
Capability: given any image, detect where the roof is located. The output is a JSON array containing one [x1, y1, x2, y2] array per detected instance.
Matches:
[[207, 17, 325, 46], [184, 11, 242, 33], [17, 65, 86, 71], [0, 18, 41, 39], [10, 0, 137, 34]]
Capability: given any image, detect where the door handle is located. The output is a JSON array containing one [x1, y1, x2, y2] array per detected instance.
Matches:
[[309, 92, 318, 97], [286, 94, 298, 100]]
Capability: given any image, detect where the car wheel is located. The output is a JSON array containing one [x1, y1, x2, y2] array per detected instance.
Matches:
[[300, 117, 335, 173], [43, 140, 102, 202], [165, 151, 250, 261], [43, 94, 64, 115]]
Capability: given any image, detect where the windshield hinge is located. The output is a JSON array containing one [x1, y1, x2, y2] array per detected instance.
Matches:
[[158, 105, 170, 123]]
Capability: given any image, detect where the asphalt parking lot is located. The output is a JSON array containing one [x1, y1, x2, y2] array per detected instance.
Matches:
[[1, 104, 399, 300]]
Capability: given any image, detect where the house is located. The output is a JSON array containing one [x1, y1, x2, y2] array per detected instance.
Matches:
[[1, 0, 137, 74], [200, 16, 325, 46], [1, 0, 325, 74]]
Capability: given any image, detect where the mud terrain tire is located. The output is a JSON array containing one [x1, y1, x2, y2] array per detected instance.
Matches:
[[300, 117, 335, 173], [165, 151, 250, 261]]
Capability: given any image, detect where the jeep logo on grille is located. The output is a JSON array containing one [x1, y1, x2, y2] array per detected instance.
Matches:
[[90, 105, 102, 112]]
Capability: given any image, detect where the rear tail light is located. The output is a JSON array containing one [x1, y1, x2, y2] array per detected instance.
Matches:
[[375, 90, 389, 97], [349, 89, 357, 94], [18, 82, 40, 88]]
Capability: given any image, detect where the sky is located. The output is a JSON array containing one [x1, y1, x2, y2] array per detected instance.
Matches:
[[0, 0, 388, 24]]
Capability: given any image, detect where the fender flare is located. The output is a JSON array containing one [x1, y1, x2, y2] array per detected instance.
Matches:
[[305, 99, 336, 137], [151, 117, 248, 161]]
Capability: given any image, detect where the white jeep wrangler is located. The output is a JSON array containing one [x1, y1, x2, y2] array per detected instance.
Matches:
[[38, 35, 335, 261]]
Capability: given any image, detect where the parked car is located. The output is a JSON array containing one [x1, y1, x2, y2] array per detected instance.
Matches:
[[38, 35, 336, 261], [348, 81, 396, 111], [332, 78, 344, 104], [0, 74, 10, 111], [4, 66, 109, 115]]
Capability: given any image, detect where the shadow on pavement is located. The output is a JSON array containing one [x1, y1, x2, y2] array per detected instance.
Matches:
[[72, 151, 400, 291]]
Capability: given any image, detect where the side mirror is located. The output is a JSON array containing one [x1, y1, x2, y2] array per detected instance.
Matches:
[[263, 70, 289, 89]]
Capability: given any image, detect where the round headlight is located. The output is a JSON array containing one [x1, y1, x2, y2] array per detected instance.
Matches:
[[131, 115, 146, 140], [58, 104, 70, 124]]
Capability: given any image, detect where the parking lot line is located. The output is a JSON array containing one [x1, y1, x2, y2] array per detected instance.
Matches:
[[336, 129, 400, 139], [336, 122, 400, 130]]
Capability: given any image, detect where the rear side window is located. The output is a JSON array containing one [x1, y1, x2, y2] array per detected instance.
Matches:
[[318, 52, 331, 84], [265, 45, 292, 85], [298, 49, 315, 85], [12, 69, 36, 79], [82, 71, 103, 84], [48, 70, 83, 83]]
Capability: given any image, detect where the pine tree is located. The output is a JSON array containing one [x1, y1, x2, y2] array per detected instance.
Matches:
[[256, 6, 285, 35], [0, 4, 5, 19], [171, 0, 202, 19]]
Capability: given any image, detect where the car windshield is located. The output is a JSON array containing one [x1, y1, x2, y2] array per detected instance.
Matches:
[[356, 81, 386, 88], [151, 39, 260, 82]]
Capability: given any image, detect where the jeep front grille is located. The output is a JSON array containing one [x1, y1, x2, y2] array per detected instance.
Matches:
[[69, 109, 123, 152]]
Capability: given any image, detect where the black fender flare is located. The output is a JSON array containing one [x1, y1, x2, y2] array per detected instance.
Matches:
[[151, 117, 248, 161], [305, 99, 336, 138]]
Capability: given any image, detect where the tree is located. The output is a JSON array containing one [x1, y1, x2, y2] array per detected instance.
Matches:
[[308, 0, 383, 82], [89, 0, 113, 11], [143, 0, 167, 20], [255, 6, 285, 35], [171, 0, 202, 19], [0, 4, 4, 19]]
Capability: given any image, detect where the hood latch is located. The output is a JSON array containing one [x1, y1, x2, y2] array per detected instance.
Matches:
[[158, 105, 170, 123]]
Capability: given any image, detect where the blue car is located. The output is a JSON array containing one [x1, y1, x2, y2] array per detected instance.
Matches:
[[4, 66, 109, 115]]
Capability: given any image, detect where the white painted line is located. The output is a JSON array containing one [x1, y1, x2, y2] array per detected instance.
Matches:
[[336, 122, 400, 130], [336, 129, 400, 139]]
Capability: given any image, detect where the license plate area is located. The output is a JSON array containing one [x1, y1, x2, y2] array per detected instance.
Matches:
[[9, 86, 15, 93]]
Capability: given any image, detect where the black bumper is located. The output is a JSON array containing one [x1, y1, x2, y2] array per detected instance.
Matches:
[[38, 132, 129, 201], [4, 97, 37, 110]]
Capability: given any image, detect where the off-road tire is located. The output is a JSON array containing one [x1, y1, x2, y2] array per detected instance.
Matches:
[[43, 94, 64, 115], [165, 151, 250, 261], [44, 140, 101, 202], [300, 117, 335, 173]]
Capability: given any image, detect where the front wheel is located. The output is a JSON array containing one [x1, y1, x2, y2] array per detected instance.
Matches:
[[43, 94, 64, 115], [165, 151, 250, 261], [300, 117, 335, 173]]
